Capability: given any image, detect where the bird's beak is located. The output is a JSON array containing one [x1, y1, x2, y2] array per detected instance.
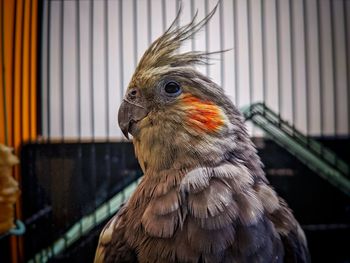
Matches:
[[118, 99, 148, 139]]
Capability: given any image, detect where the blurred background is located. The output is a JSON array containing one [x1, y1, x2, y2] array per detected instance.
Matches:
[[0, 0, 349, 262]]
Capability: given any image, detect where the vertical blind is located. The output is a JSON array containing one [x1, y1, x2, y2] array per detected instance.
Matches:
[[40, 0, 350, 139]]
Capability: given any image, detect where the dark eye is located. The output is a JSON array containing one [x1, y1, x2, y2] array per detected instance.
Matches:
[[164, 81, 181, 95]]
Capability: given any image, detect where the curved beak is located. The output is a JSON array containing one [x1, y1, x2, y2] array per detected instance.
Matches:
[[118, 99, 149, 139]]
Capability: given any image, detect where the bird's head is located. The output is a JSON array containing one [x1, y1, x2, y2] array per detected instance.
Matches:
[[118, 4, 249, 172]]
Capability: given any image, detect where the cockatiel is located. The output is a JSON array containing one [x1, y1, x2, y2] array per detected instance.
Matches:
[[95, 5, 310, 263]]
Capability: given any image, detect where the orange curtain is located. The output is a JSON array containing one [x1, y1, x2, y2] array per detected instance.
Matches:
[[0, 0, 38, 261]]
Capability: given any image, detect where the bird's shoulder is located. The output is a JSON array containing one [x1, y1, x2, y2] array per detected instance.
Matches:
[[94, 203, 138, 263], [178, 162, 310, 263]]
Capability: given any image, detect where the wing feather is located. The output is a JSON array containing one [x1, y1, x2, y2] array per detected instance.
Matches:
[[94, 204, 137, 263]]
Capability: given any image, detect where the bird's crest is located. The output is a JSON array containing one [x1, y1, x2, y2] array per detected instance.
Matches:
[[135, 2, 221, 73]]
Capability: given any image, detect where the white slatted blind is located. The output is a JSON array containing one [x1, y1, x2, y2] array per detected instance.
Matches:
[[41, 0, 350, 139]]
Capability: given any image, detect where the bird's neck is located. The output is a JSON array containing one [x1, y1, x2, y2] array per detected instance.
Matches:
[[132, 108, 265, 180], [133, 131, 264, 184]]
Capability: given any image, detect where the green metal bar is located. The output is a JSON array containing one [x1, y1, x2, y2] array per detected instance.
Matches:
[[0, 220, 26, 240], [241, 103, 350, 197], [27, 179, 141, 263], [252, 115, 350, 195], [242, 103, 349, 176]]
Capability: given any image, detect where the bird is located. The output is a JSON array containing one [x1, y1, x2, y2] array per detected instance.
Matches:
[[94, 4, 310, 263]]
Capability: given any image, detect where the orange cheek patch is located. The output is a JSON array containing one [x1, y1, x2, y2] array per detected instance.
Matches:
[[180, 93, 225, 133]]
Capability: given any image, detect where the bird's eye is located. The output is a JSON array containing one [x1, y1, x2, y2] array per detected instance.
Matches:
[[164, 81, 181, 95]]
